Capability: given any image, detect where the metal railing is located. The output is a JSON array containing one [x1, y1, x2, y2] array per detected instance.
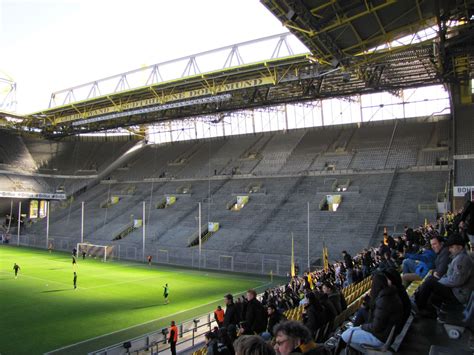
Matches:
[[89, 311, 217, 355], [47, 33, 308, 108]]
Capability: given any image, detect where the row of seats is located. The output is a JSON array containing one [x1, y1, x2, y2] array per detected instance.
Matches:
[[191, 276, 373, 355]]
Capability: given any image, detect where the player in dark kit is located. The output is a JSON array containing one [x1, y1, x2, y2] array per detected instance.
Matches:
[[13, 263, 20, 279], [73, 272, 77, 289], [163, 283, 169, 304]]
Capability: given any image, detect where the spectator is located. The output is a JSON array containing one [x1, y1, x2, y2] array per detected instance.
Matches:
[[233, 335, 275, 355], [383, 268, 411, 324], [266, 304, 285, 337], [401, 244, 436, 287], [321, 282, 342, 314], [236, 296, 246, 322], [217, 328, 234, 355], [379, 251, 397, 271], [414, 233, 474, 317], [227, 324, 238, 344], [339, 273, 403, 353], [361, 249, 373, 278], [273, 320, 329, 355], [302, 292, 327, 340], [238, 321, 254, 336], [342, 251, 354, 285], [245, 289, 267, 334], [205, 331, 218, 355], [318, 293, 337, 325], [353, 295, 370, 326], [224, 294, 240, 328], [430, 235, 450, 279], [456, 199, 474, 251]]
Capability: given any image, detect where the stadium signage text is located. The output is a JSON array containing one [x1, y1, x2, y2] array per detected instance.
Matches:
[[72, 94, 231, 126], [453, 186, 474, 197], [0, 191, 67, 200], [57, 77, 274, 125]]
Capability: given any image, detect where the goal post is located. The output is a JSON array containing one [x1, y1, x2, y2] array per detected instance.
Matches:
[[77, 243, 113, 262], [218, 255, 234, 271]]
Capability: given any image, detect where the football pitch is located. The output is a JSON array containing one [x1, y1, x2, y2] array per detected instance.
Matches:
[[0, 245, 277, 355]]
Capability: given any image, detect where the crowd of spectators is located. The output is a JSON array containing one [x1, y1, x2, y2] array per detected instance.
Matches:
[[202, 200, 473, 355]]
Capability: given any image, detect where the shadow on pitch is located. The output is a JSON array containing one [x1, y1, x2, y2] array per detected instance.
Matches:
[[132, 304, 164, 309], [41, 289, 70, 293]]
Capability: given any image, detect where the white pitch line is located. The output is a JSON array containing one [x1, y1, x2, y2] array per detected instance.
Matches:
[[0, 270, 78, 289], [44, 281, 272, 354], [84, 275, 163, 290]]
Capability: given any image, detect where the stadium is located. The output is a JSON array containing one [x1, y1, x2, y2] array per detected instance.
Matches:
[[0, 1, 473, 354]]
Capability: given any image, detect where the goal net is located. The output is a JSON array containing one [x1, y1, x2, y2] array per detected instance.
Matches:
[[77, 243, 114, 262]]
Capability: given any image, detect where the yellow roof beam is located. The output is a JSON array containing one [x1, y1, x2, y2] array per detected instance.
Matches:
[[309, 0, 396, 37], [310, 0, 336, 16]]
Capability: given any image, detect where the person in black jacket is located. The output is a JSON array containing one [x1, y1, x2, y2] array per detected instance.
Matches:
[[245, 289, 267, 334], [340, 273, 403, 353], [223, 294, 240, 328], [342, 251, 354, 285], [318, 293, 337, 326], [303, 292, 327, 340], [362, 249, 373, 278], [383, 268, 411, 325], [456, 198, 474, 250], [322, 282, 342, 314], [430, 235, 450, 279], [267, 304, 286, 337]]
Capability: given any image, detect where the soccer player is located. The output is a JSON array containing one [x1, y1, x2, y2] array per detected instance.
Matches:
[[72, 254, 77, 265], [82, 251, 86, 260], [73, 272, 77, 290], [147, 255, 152, 266], [48, 242, 53, 253], [163, 283, 169, 304], [13, 263, 20, 279]]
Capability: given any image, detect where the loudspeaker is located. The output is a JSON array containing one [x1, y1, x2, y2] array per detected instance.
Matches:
[[286, 9, 298, 21]]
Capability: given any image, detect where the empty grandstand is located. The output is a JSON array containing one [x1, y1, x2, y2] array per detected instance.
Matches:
[[1, 1, 473, 354]]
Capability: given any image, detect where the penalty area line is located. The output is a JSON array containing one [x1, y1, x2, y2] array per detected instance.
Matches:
[[44, 281, 272, 354]]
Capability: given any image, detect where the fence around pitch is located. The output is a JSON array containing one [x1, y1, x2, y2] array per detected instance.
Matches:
[[6, 234, 314, 277], [88, 311, 217, 355]]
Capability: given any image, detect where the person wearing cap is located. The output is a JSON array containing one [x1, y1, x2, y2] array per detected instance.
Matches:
[[414, 232, 474, 317], [223, 294, 240, 328]]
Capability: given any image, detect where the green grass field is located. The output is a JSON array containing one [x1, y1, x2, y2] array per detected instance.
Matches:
[[0, 245, 277, 355]]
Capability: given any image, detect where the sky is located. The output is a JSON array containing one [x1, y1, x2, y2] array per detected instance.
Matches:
[[0, 0, 295, 114]]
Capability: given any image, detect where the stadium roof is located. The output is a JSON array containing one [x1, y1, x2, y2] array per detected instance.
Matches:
[[10, 1, 474, 137], [260, 0, 473, 65]]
